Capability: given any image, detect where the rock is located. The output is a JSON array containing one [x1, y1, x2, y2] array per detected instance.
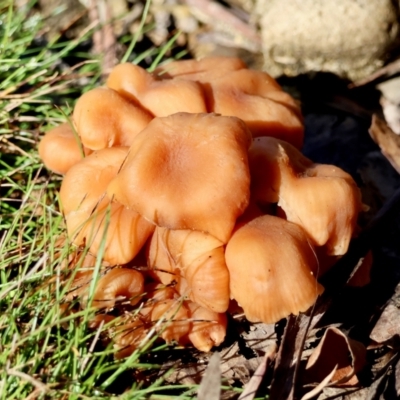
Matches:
[[255, 0, 400, 80]]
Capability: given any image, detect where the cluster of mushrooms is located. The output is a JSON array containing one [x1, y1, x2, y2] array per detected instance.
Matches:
[[39, 57, 363, 356]]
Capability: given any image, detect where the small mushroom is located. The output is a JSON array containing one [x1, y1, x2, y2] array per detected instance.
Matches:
[[114, 318, 149, 359], [150, 299, 191, 343], [185, 301, 227, 352], [73, 87, 153, 150], [205, 69, 304, 148], [107, 113, 251, 243], [38, 122, 92, 174], [107, 63, 207, 116], [92, 267, 144, 309], [248, 137, 362, 255], [225, 215, 323, 323], [147, 227, 230, 313], [60, 147, 155, 264]]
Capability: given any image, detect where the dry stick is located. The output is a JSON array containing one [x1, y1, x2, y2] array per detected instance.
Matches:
[[350, 58, 400, 88], [269, 186, 400, 400]]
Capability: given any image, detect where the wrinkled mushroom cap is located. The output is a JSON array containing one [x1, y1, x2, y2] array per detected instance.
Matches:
[[147, 227, 230, 313], [60, 147, 155, 264], [150, 299, 191, 343], [248, 137, 362, 255], [39, 122, 92, 174], [207, 69, 304, 148], [107, 63, 207, 116], [93, 267, 145, 309], [225, 215, 323, 323], [186, 301, 227, 352], [73, 87, 152, 150], [107, 112, 252, 243]]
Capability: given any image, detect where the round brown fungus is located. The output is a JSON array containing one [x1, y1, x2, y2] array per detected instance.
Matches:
[[39, 122, 92, 175], [107, 112, 252, 243], [226, 215, 323, 324], [60, 147, 155, 265]]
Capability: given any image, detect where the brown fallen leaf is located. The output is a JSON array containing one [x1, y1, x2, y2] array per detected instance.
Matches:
[[369, 114, 400, 174], [370, 282, 400, 345], [302, 327, 366, 387]]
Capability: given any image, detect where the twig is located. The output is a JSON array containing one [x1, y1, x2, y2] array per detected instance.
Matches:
[[350, 58, 400, 88]]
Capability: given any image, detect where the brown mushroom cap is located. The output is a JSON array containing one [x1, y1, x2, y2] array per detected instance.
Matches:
[[60, 147, 155, 264], [186, 301, 227, 352], [106, 63, 207, 116], [38, 122, 92, 174], [206, 69, 304, 148], [249, 135, 312, 203], [113, 318, 148, 359], [147, 227, 230, 313], [150, 299, 191, 343], [248, 137, 362, 255], [107, 112, 252, 243], [93, 267, 145, 309], [73, 87, 153, 150], [225, 215, 323, 323]]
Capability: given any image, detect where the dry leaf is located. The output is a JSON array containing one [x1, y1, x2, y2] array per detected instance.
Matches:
[[370, 282, 400, 345], [302, 327, 366, 387], [160, 321, 276, 388], [369, 114, 400, 174]]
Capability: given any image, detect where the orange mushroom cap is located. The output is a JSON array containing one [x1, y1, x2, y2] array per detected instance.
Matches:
[[93, 267, 145, 309], [248, 137, 362, 255], [147, 227, 230, 313], [225, 215, 323, 324], [60, 147, 155, 264], [38, 122, 92, 174], [73, 87, 153, 150], [150, 299, 191, 343], [185, 301, 227, 352], [107, 112, 252, 243], [106, 59, 303, 148], [205, 69, 304, 148], [106, 63, 207, 116]]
